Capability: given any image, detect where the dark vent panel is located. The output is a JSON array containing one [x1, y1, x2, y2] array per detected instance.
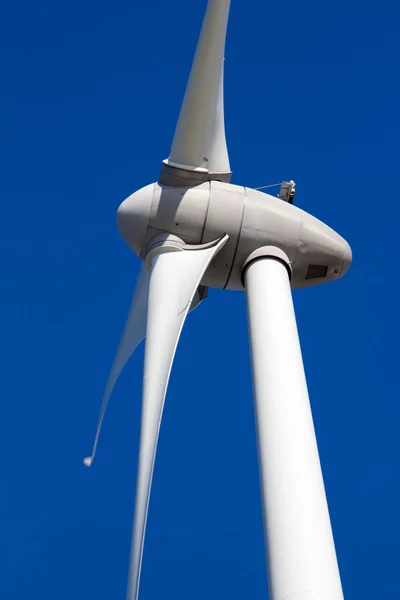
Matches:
[[305, 265, 328, 279]]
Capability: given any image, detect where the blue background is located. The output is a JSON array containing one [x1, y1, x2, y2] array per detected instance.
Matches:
[[1, 0, 399, 598]]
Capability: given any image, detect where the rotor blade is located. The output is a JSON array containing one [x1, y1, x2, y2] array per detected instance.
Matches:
[[84, 271, 208, 467], [163, 0, 231, 177], [83, 264, 149, 467], [126, 235, 229, 600]]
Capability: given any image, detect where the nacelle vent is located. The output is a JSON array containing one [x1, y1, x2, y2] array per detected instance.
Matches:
[[305, 264, 328, 279]]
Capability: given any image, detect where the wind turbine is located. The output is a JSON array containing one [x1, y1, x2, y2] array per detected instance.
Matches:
[[85, 1, 351, 599]]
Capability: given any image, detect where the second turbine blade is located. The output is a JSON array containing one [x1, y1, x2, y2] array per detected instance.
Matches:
[[126, 235, 228, 600]]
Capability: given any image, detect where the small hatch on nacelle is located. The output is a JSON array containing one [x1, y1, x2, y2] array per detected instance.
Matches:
[[305, 264, 328, 279]]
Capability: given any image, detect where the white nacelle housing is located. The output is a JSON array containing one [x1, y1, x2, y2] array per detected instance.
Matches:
[[117, 181, 352, 290]]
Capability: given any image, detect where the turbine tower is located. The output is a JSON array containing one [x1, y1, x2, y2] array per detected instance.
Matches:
[[85, 2, 351, 599]]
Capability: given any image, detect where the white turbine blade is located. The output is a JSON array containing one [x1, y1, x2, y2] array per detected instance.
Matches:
[[83, 264, 149, 467], [164, 0, 231, 175], [126, 235, 229, 600], [208, 63, 229, 174]]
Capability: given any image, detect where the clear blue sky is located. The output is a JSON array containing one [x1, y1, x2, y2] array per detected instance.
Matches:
[[1, 0, 399, 598]]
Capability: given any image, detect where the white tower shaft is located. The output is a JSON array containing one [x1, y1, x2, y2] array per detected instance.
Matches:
[[245, 256, 344, 600]]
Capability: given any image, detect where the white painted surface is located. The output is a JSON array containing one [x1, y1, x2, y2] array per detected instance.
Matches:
[[245, 256, 344, 600], [165, 0, 231, 174], [84, 264, 149, 467], [126, 236, 228, 600], [117, 181, 352, 291]]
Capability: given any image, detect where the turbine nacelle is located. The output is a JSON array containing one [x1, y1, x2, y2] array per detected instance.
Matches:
[[117, 181, 352, 290]]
